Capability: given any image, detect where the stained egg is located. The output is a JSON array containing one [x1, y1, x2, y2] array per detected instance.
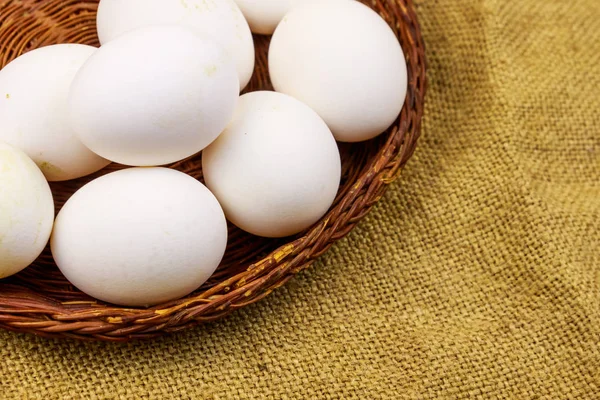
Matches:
[[0, 141, 54, 279]]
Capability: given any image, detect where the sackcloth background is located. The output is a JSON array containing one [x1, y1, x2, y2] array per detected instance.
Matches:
[[1, 0, 599, 398]]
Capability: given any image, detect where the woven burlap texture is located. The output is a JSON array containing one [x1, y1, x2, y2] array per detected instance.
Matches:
[[1, 0, 599, 398]]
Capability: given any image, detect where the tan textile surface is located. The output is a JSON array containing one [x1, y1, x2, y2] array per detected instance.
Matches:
[[1, 0, 599, 398]]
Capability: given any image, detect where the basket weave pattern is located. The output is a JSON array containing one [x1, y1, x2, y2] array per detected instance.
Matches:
[[0, 0, 426, 341]]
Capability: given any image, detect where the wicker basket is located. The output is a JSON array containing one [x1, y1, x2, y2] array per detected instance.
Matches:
[[0, 0, 426, 341]]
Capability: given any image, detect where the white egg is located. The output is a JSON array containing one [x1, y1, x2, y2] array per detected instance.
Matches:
[[0, 45, 110, 181], [269, 0, 408, 142], [69, 25, 239, 167], [0, 142, 54, 279], [234, 0, 349, 35], [96, 0, 255, 90], [51, 167, 228, 307], [203, 91, 341, 238]]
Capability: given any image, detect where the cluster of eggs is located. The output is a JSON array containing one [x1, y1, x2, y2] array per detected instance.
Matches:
[[0, 0, 407, 307]]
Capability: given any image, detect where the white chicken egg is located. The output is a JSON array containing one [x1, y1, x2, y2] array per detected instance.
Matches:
[[233, 0, 350, 35], [0, 44, 110, 181], [269, 0, 408, 142], [51, 167, 228, 307], [0, 142, 54, 279], [69, 25, 239, 167], [96, 0, 255, 90], [203, 91, 341, 238]]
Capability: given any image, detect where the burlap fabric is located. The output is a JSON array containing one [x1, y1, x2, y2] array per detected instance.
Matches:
[[1, 0, 599, 398]]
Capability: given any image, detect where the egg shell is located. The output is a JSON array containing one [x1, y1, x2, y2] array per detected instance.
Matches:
[[69, 25, 239, 167], [234, 0, 350, 35], [203, 91, 341, 238], [0, 142, 54, 278], [269, 0, 408, 142], [96, 0, 255, 90], [51, 167, 228, 307], [0, 44, 111, 181]]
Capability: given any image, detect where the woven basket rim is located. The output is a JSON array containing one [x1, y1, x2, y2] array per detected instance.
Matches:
[[0, 0, 427, 341]]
